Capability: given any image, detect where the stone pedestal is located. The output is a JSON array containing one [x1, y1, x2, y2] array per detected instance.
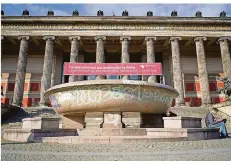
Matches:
[[103, 112, 124, 128], [22, 117, 60, 129], [122, 112, 142, 128], [163, 117, 202, 128], [62, 114, 85, 129], [12, 36, 30, 107], [194, 37, 211, 105], [85, 112, 104, 128]]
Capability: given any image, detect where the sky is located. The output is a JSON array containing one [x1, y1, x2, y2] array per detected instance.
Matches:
[[1, 4, 231, 17]]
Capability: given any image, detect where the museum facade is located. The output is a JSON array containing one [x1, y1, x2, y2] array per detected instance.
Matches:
[[1, 10, 231, 108]]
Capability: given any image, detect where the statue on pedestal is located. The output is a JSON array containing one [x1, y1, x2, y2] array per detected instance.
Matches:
[[216, 77, 231, 100]]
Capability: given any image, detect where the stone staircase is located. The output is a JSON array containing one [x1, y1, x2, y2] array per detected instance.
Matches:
[[2, 101, 231, 130], [1, 107, 60, 129]]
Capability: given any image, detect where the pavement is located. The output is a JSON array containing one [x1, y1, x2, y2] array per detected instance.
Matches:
[[2, 137, 231, 161], [1, 105, 231, 161]]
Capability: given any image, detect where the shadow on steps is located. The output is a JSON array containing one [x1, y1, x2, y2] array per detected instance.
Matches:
[[1, 104, 29, 124]]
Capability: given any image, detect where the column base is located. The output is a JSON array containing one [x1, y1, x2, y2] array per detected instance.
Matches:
[[103, 112, 124, 128]]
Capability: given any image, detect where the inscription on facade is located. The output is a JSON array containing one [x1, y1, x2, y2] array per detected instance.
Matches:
[[2, 23, 231, 31]]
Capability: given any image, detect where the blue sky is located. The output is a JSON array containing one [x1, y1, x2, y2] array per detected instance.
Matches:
[[1, 4, 231, 17]]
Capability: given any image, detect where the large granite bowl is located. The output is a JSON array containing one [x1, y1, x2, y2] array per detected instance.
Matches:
[[45, 80, 178, 115]]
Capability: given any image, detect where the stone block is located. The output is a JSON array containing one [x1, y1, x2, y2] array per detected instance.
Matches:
[[85, 112, 103, 128], [122, 112, 142, 128], [61, 114, 84, 129], [22, 117, 60, 129], [163, 117, 202, 128], [85, 117, 103, 128], [103, 112, 123, 128]]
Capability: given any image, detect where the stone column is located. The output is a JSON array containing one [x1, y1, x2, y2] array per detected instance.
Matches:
[[120, 36, 140, 128], [77, 55, 84, 81], [141, 54, 148, 81], [12, 36, 30, 107], [69, 36, 81, 82], [145, 37, 157, 83], [95, 36, 106, 80], [50, 57, 56, 87], [194, 37, 211, 106], [40, 36, 55, 106], [218, 37, 231, 81], [85, 36, 106, 128], [120, 36, 131, 80], [169, 37, 185, 106]]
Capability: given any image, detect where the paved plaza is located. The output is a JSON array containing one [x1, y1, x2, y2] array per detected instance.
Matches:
[[2, 138, 231, 161]]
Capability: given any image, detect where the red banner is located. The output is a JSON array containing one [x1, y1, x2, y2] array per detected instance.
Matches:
[[64, 63, 162, 75]]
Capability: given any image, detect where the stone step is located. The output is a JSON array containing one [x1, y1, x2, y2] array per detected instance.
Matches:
[[35, 136, 188, 144], [9, 122, 22, 126], [3, 129, 77, 142], [77, 128, 147, 136], [146, 128, 220, 140]]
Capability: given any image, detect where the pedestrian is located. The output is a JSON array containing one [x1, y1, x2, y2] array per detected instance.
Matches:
[[205, 107, 229, 138]]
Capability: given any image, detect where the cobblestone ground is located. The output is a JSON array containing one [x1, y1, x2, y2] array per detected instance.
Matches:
[[2, 138, 231, 161]]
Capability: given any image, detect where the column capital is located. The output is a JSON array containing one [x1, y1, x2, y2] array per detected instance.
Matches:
[[69, 36, 81, 41], [120, 36, 131, 41], [194, 37, 207, 42], [94, 36, 106, 41], [18, 36, 30, 41], [217, 36, 231, 43], [43, 36, 55, 41], [169, 37, 182, 42], [145, 37, 157, 41]]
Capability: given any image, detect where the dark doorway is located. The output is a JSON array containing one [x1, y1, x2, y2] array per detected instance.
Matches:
[[62, 52, 70, 83], [155, 53, 163, 83]]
